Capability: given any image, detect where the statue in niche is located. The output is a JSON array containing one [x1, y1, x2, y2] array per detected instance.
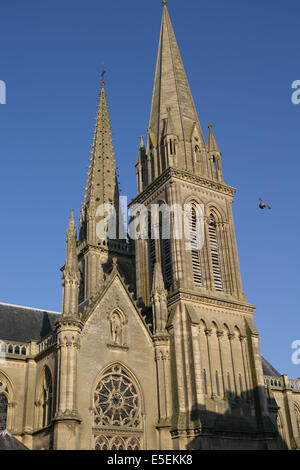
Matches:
[[110, 313, 122, 345]]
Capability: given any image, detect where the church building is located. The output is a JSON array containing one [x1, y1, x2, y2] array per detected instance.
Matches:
[[0, 2, 299, 450]]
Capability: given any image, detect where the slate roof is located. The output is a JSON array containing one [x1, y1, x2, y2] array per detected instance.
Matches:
[[0, 303, 282, 378], [262, 356, 281, 377], [0, 303, 61, 342], [0, 430, 29, 450]]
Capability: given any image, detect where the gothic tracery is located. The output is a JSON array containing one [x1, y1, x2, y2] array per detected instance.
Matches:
[[94, 364, 143, 450]]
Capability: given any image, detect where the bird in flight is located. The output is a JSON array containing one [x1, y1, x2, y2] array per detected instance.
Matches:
[[259, 198, 271, 210]]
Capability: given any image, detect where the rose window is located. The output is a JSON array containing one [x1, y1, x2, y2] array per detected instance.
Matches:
[[94, 364, 141, 428]]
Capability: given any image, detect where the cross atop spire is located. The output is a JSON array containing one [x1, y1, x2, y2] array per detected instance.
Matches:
[[101, 63, 106, 83]]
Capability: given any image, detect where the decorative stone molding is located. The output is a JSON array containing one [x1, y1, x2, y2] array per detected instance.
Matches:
[[130, 167, 236, 208], [167, 289, 255, 314], [106, 343, 129, 352]]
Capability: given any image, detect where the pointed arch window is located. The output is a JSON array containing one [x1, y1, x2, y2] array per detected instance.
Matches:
[[159, 203, 172, 290], [36, 367, 53, 429], [189, 205, 203, 287], [208, 214, 223, 291], [42, 368, 53, 428], [148, 212, 156, 285], [94, 364, 143, 450]]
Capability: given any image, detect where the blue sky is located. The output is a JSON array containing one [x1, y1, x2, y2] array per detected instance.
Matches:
[[0, 0, 299, 377]]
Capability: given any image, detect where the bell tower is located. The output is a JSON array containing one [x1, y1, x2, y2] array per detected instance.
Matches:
[[132, 1, 244, 305], [131, 1, 278, 449]]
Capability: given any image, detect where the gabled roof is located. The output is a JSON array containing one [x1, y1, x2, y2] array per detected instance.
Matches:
[[0, 303, 60, 343]]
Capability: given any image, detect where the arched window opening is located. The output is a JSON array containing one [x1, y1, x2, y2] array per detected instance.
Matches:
[[148, 212, 156, 285], [208, 214, 223, 291], [0, 394, 8, 431], [95, 435, 141, 451], [150, 154, 155, 181], [169, 139, 176, 157], [159, 206, 172, 290], [213, 156, 217, 171], [94, 364, 143, 450], [36, 367, 53, 430], [42, 368, 53, 428], [189, 205, 203, 287]]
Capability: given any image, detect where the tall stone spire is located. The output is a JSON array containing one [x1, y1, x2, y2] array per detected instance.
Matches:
[[79, 71, 121, 244], [155, 2, 205, 128], [150, 2, 203, 141], [77, 71, 130, 302], [140, 2, 209, 186]]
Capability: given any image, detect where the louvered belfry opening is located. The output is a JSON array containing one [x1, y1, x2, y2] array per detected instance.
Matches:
[[148, 212, 156, 285], [208, 214, 223, 292], [159, 208, 172, 290], [189, 205, 203, 287]]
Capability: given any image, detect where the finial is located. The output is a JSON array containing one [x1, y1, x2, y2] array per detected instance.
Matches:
[[101, 63, 106, 82], [67, 208, 75, 232], [208, 123, 212, 130], [140, 135, 144, 148], [163, 0, 167, 6]]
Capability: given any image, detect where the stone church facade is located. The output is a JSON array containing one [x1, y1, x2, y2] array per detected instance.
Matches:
[[0, 2, 299, 450]]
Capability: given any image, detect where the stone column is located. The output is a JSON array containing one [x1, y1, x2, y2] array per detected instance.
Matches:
[[53, 319, 82, 450]]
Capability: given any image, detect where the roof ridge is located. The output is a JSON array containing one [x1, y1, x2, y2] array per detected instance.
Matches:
[[0, 302, 60, 315]]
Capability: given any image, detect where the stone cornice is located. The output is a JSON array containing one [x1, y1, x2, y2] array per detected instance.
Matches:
[[55, 317, 84, 331], [130, 167, 236, 206], [167, 289, 255, 314]]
